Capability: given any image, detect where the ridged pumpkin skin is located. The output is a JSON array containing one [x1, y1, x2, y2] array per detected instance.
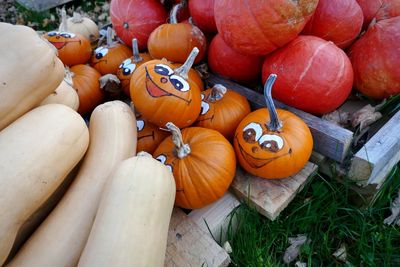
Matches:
[[59, 12, 99, 43], [39, 80, 80, 111], [302, 0, 364, 49], [8, 101, 137, 267], [0, 23, 64, 131], [214, 0, 319, 56], [153, 126, 236, 209], [195, 85, 251, 141], [356, 0, 400, 29], [349, 16, 400, 100], [0, 104, 89, 266], [262, 35, 354, 115], [91, 43, 132, 75], [189, 0, 217, 33], [77, 155, 175, 267], [69, 64, 103, 115], [208, 34, 264, 83], [110, 0, 167, 50], [136, 117, 169, 154]]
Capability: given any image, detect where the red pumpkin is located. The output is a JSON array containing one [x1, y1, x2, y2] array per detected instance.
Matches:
[[148, 2, 207, 64], [67, 65, 103, 115], [110, 0, 167, 50], [356, 0, 400, 29], [234, 74, 313, 179], [302, 0, 364, 49], [116, 38, 152, 97], [188, 0, 217, 33], [262, 35, 354, 115], [153, 122, 236, 209], [214, 0, 318, 56], [91, 27, 132, 75], [195, 84, 251, 141], [208, 34, 263, 84], [349, 16, 400, 100], [130, 48, 202, 128], [136, 116, 169, 154]]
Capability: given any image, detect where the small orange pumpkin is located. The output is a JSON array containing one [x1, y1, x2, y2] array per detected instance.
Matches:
[[130, 47, 202, 128], [67, 65, 103, 115], [147, 2, 207, 64], [91, 27, 132, 75], [45, 9, 92, 66], [195, 84, 251, 141], [171, 62, 204, 91], [153, 122, 236, 209], [234, 74, 313, 179], [136, 115, 169, 154], [116, 38, 152, 97]]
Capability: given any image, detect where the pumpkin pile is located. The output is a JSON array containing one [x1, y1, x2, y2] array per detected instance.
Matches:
[[1, 0, 400, 265]]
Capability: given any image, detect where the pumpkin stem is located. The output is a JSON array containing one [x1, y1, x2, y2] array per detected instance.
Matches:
[[64, 67, 75, 87], [71, 12, 84, 23], [174, 47, 199, 80], [170, 2, 184, 24], [132, 38, 143, 63], [106, 27, 113, 47], [264, 74, 282, 132], [59, 7, 68, 32], [166, 122, 191, 158], [209, 84, 227, 102]]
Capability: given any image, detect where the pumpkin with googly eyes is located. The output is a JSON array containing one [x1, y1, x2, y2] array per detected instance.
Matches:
[[153, 122, 236, 209], [130, 47, 202, 128], [91, 27, 132, 75], [195, 84, 250, 141], [234, 74, 313, 179], [116, 39, 152, 97], [136, 116, 169, 154]]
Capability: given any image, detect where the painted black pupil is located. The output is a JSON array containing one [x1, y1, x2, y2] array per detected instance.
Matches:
[[170, 78, 184, 91], [123, 68, 131, 75], [95, 53, 103, 59], [61, 33, 71, 38], [243, 129, 256, 143], [154, 66, 169, 75]]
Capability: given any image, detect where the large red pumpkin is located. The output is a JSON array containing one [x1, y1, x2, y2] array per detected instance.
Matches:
[[214, 0, 319, 56], [208, 34, 263, 84], [302, 0, 364, 49], [188, 0, 217, 33], [110, 0, 167, 50], [356, 0, 400, 29], [349, 16, 400, 100], [262, 35, 354, 115]]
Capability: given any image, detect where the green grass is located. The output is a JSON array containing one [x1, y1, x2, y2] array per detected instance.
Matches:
[[225, 167, 400, 266]]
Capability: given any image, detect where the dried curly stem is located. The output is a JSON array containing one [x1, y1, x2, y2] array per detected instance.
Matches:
[[132, 38, 143, 63], [174, 47, 199, 80], [71, 12, 83, 23], [264, 74, 282, 132], [59, 7, 68, 32], [170, 1, 185, 24], [106, 27, 113, 47], [166, 122, 191, 158], [209, 84, 227, 102]]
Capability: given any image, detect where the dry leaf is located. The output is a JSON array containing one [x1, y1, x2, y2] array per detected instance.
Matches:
[[283, 234, 309, 264], [223, 241, 232, 254], [384, 190, 400, 225], [322, 110, 350, 127], [351, 104, 382, 131], [332, 243, 347, 262], [295, 262, 307, 267]]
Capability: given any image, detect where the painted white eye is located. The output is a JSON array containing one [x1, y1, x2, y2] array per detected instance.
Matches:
[[59, 32, 76, 38], [169, 75, 190, 92], [258, 134, 284, 152], [201, 93, 205, 100], [47, 31, 58, 37], [136, 120, 145, 131], [165, 164, 173, 173], [119, 58, 132, 68], [94, 47, 109, 59], [154, 64, 174, 76], [122, 64, 136, 75], [155, 154, 167, 164], [243, 122, 263, 143], [200, 101, 210, 115]]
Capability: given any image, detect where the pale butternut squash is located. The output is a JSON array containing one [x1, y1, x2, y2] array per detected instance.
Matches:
[[0, 23, 64, 130], [8, 101, 137, 267], [0, 104, 89, 266], [39, 80, 79, 111], [77, 153, 176, 267]]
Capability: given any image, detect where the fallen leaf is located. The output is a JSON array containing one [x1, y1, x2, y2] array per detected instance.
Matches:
[[283, 234, 310, 264], [384, 190, 400, 225]]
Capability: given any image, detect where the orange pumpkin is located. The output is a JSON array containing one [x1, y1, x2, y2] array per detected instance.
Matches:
[[153, 122, 236, 209], [234, 74, 313, 179], [91, 27, 132, 75], [171, 63, 204, 91], [116, 38, 152, 97], [130, 47, 202, 128], [147, 2, 207, 64], [67, 65, 103, 115], [45, 10, 91, 66], [136, 115, 169, 154], [195, 84, 251, 141]]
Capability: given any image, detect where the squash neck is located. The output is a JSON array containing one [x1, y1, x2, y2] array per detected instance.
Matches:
[[166, 122, 190, 158], [174, 47, 199, 80], [264, 74, 282, 132]]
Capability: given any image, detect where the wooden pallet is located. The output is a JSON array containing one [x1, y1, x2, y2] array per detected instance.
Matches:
[[17, 0, 74, 11]]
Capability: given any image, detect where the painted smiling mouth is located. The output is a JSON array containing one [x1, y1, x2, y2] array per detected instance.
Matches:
[[236, 136, 291, 169], [138, 131, 155, 141], [50, 40, 81, 50], [145, 67, 191, 104], [196, 114, 214, 123]]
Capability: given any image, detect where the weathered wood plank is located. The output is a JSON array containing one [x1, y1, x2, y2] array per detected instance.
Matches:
[[348, 110, 400, 186], [188, 192, 240, 245], [231, 163, 318, 220], [16, 0, 74, 12], [165, 208, 230, 267], [207, 74, 354, 163]]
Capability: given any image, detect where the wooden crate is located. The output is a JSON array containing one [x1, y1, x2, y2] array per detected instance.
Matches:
[[17, 0, 74, 11]]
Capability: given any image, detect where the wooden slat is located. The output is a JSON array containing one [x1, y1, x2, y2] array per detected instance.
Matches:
[[165, 208, 230, 267], [348, 110, 400, 186], [207, 74, 354, 163], [16, 0, 74, 11], [231, 163, 318, 220], [188, 192, 240, 244]]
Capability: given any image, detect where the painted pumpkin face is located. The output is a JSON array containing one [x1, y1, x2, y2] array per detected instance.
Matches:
[[197, 93, 215, 122], [45, 31, 92, 66], [90, 43, 132, 75], [136, 118, 169, 154]]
